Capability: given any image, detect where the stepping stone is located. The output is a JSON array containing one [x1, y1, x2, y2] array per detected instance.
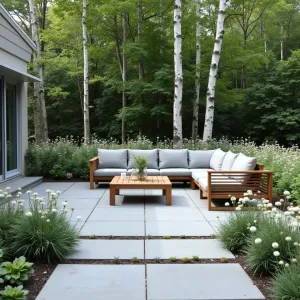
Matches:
[[88, 207, 144, 221], [80, 221, 145, 236], [146, 221, 215, 236], [145, 239, 234, 259], [147, 264, 265, 300], [36, 264, 146, 300], [68, 240, 144, 259], [145, 207, 205, 221]]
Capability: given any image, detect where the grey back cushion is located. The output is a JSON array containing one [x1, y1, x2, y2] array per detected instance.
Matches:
[[97, 149, 128, 168], [128, 149, 158, 169], [159, 149, 189, 168], [221, 151, 239, 170], [209, 148, 226, 170], [188, 150, 216, 168]]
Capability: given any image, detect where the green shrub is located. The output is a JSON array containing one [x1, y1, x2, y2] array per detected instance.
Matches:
[[218, 211, 264, 253], [271, 260, 300, 299], [0, 285, 29, 300], [244, 217, 300, 275], [0, 256, 33, 285], [49, 165, 67, 179]]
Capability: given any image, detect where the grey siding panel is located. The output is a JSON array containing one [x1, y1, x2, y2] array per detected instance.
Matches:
[[0, 37, 31, 62]]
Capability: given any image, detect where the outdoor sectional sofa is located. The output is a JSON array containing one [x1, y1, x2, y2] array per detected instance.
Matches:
[[89, 149, 272, 211]]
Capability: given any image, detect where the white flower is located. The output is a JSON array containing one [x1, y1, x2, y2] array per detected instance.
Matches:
[[290, 221, 298, 228], [278, 260, 284, 265], [17, 188, 21, 191], [272, 208, 277, 212], [46, 189, 52, 193], [32, 192, 38, 196], [236, 207, 241, 211], [63, 208, 68, 213], [26, 190, 32, 194], [25, 211, 32, 217], [273, 251, 280, 257], [11, 201, 16, 205], [3, 192, 7, 196], [263, 199, 269, 204], [280, 198, 284, 203], [294, 242, 299, 246], [285, 236, 292, 242], [0, 194, 4, 199], [19, 203, 24, 207], [17, 192, 22, 196], [249, 226, 257, 232], [50, 192, 57, 198], [46, 219, 50, 223], [247, 190, 253, 194], [257, 204, 263, 208], [267, 203, 273, 208], [255, 238, 262, 244], [76, 216, 82, 221], [56, 191, 61, 195], [283, 191, 290, 196], [62, 201, 68, 207], [272, 242, 279, 248], [225, 202, 230, 207], [51, 208, 57, 213], [284, 211, 291, 216], [243, 193, 248, 196], [231, 196, 236, 201], [41, 216, 45, 219], [291, 258, 297, 263], [5, 187, 10, 191], [275, 201, 282, 207], [285, 263, 289, 267], [286, 196, 291, 200]]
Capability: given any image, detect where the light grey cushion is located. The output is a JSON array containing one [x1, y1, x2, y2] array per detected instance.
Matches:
[[94, 168, 127, 177], [128, 149, 158, 169], [191, 170, 212, 182], [209, 148, 226, 170], [221, 151, 239, 170], [127, 169, 160, 176], [97, 149, 128, 168], [159, 168, 191, 176], [188, 150, 215, 168], [159, 149, 188, 168], [197, 176, 241, 191], [231, 153, 257, 171]]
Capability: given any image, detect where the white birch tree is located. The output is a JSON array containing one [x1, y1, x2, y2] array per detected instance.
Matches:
[[122, 10, 127, 143], [280, 24, 284, 60], [82, 0, 90, 144], [173, 0, 183, 147], [203, 0, 230, 142], [28, 0, 48, 144], [192, 0, 201, 141]]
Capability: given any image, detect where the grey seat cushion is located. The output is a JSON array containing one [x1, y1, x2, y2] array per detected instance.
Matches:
[[128, 149, 158, 169], [188, 150, 215, 168], [197, 176, 241, 191], [209, 148, 226, 170], [160, 168, 191, 176], [221, 151, 239, 170], [191, 169, 213, 181], [94, 168, 127, 177], [127, 169, 160, 176], [159, 149, 189, 168], [97, 149, 128, 168]]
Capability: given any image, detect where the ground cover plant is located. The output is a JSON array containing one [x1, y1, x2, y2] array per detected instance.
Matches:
[[25, 136, 300, 197]]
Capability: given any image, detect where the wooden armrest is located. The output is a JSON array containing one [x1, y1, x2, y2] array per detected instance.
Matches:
[[207, 170, 272, 174], [89, 156, 98, 171]]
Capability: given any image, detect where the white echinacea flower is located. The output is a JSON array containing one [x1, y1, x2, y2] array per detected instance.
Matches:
[[25, 211, 32, 217]]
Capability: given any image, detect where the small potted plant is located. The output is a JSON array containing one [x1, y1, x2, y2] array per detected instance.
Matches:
[[133, 155, 148, 181]]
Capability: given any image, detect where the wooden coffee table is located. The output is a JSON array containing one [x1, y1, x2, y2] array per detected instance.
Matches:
[[110, 176, 172, 206]]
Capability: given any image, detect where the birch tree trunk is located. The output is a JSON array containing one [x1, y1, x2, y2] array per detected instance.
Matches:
[[192, 0, 201, 141], [28, 0, 48, 144], [173, 0, 183, 147], [138, 0, 144, 136], [280, 24, 284, 60], [82, 0, 90, 144], [122, 11, 127, 143], [203, 0, 230, 142]]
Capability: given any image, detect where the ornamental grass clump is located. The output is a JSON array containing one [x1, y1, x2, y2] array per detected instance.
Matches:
[[244, 216, 300, 275], [271, 257, 300, 300], [218, 210, 265, 253], [6, 190, 80, 263]]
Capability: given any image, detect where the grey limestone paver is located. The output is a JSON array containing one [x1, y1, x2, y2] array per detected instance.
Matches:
[[97, 194, 145, 207], [145, 239, 235, 259], [145, 195, 196, 207], [88, 207, 144, 221], [201, 210, 232, 221], [57, 197, 100, 209], [147, 264, 265, 300], [80, 221, 145, 236], [68, 239, 144, 259], [146, 220, 215, 236], [145, 207, 205, 221], [31, 182, 75, 191], [65, 208, 92, 222], [36, 264, 146, 300], [61, 189, 103, 198]]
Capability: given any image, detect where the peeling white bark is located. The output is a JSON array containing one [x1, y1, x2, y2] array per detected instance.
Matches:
[[192, 0, 201, 140], [173, 0, 183, 147], [280, 24, 284, 60], [28, 0, 48, 144], [82, 0, 90, 144], [122, 10, 127, 143], [203, 0, 230, 142]]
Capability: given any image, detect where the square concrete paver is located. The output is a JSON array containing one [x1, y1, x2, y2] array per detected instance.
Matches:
[[57, 198, 100, 209], [146, 221, 215, 236], [145, 207, 205, 221], [68, 240, 144, 259], [88, 207, 144, 221], [65, 208, 92, 222], [201, 210, 233, 221], [147, 264, 265, 300], [36, 264, 146, 300], [80, 221, 145, 236], [145, 195, 196, 208], [145, 239, 235, 259]]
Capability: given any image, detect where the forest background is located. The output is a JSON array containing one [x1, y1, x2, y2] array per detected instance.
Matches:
[[3, 0, 300, 146]]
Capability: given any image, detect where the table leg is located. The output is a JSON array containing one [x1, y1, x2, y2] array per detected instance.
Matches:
[[163, 189, 166, 195], [115, 189, 119, 195], [166, 188, 172, 206], [110, 187, 116, 206]]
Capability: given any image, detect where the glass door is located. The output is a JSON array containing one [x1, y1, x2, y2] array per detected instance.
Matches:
[[0, 78, 3, 181]]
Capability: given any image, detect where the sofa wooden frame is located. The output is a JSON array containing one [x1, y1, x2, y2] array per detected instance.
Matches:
[[90, 158, 272, 211]]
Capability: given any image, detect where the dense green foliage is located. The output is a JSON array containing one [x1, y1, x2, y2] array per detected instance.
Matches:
[[3, 0, 300, 144], [0, 285, 29, 300]]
